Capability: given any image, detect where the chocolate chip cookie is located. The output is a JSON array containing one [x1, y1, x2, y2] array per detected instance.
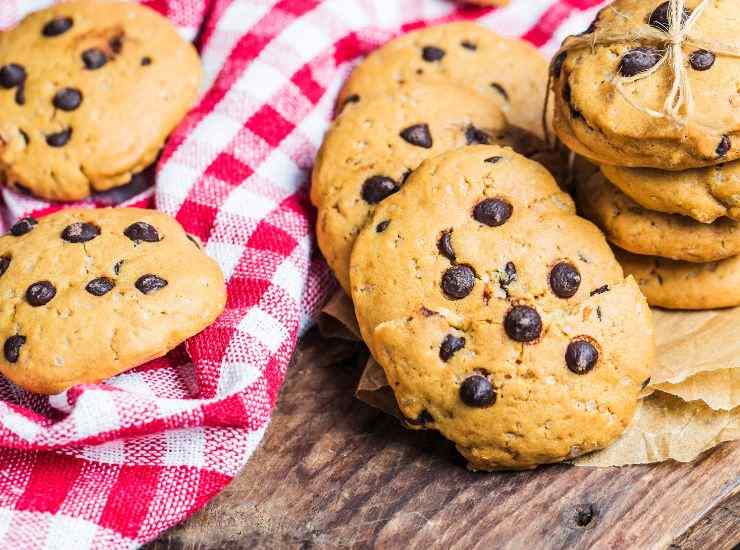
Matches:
[[337, 22, 549, 137], [552, 0, 740, 170], [601, 162, 740, 223], [616, 248, 740, 310], [0, 208, 226, 394], [350, 145, 654, 470], [0, 1, 202, 201], [577, 171, 740, 263], [313, 82, 509, 292]]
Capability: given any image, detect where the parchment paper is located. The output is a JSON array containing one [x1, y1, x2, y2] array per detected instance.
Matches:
[[319, 290, 740, 466]]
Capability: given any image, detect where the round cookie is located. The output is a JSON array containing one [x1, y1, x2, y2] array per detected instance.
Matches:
[[0, 1, 202, 201], [337, 22, 549, 138], [313, 82, 509, 292], [350, 145, 655, 470], [552, 0, 740, 170], [601, 162, 740, 223], [615, 248, 740, 310], [0, 208, 226, 394], [577, 171, 740, 263]]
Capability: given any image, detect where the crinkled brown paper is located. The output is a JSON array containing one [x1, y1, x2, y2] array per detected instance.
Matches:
[[318, 291, 739, 466]]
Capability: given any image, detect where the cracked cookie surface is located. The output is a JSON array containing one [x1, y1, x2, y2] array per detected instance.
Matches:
[[552, 0, 740, 170], [336, 22, 548, 138], [600, 162, 740, 223], [616, 247, 740, 310], [577, 171, 740, 262], [0, 207, 226, 394], [0, 1, 201, 201], [313, 82, 509, 292], [350, 145, 654, 470]]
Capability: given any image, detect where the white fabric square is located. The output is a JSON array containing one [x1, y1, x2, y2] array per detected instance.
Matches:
[[72, 392, 121, 438], [164, 428, 206, 467], [239, 309, 288, 353], [44, 515, 98, 550]]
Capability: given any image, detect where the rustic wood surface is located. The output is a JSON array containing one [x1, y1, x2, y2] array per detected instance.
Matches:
[[148, 331, 740, 550]]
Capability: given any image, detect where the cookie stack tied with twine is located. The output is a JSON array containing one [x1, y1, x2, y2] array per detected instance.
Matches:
[[551, 0, 740, 310]]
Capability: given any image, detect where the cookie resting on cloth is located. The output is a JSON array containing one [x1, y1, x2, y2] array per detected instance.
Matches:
[[577, 171, 740, 263], [336, 22, 548, 138], [0, 0, 201, 201], [0, 208, 226, 394], [350, 145, 655, 470], [552, 0, 740, 170]]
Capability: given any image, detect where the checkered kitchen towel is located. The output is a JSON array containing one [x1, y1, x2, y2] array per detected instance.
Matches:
[[0, 1, 605, 548]]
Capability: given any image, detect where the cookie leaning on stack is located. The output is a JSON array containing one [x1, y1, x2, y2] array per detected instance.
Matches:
[[0, 208, 226, 394], [0, 1, 202, 201], [552, 0, 740, 309]]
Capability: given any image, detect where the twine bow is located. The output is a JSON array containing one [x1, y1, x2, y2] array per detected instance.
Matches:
[[544, 0, 740, 143]]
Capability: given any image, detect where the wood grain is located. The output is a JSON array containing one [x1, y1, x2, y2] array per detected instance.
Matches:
[[148, 331, 740, 550]]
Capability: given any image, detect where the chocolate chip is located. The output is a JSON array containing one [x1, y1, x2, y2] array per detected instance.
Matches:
[[114, 260, 124, 275], [4, 335, 25, 363], [46, 128, 72, 147], [0, 256, 10, 277], [85, 277, 115, 296], [82, 48, 107, 70], [500, 261, 517, 288], [422, 46, 445, 62], [124, 222, 161, 243], [504, 305, 542, 342], [42, 17, 73, 37], [0, 64, 25, 89], [689, 49, 715, 71], [400, 123, 433, 148], [53, 88, 82, 111], [565, 339, 599, 374], [401, 169, 412, 183], [461, 40, 477, 51], [460, 375, 496, 407], [473, 198, 513, 227], [551, 51, 567, 77], [376, 220, 390, 233], [141, 56, 152, 66], [441, 265, 475, 299], [361, 176, 398, 204], [439, 334, 465, 362], [717, 135, 731, 157], [641, 376, 652, 389], [618, 47, 662, 77], [465, 125, 491, 145], [648, 2, 690, 32], [485, 156, 502, 164], [437, 229, 455, 261], [61, 222, 100, 243], [590, 284, 609, 296], [550, 262, 581, 298], [14, 84, 25, 106], [109, 35, 124, 54], [26, 281, 56, 307], [491, 83, 509, 101], [10, 217, 37, 236], [136, 274, 168, 294]]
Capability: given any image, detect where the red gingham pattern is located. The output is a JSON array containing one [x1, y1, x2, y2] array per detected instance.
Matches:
[[0, 1, 606, 548]]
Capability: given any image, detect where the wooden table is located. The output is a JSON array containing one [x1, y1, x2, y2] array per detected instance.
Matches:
[[149, 331, 740, 549]]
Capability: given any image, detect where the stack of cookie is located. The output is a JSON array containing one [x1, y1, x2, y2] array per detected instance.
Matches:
[[0, 2, 227, 394], [552, 0, 740, 310], [313, 22, 656, 470]]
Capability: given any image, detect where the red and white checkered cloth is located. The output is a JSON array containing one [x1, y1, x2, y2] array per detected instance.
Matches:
[[0, 1, 605, 548]]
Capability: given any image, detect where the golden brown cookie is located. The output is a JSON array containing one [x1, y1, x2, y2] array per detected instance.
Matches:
[[0, 208, 226, 394], [350, 145, 655, 470], [615, 247, 740, 310], [601, 162, 740, 223], [337, 22, 548, 137], [552, 0, 740, 170], [577, 171, 740, 263], [313, 82, 508, 292], [0, 1, 202, 201]]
